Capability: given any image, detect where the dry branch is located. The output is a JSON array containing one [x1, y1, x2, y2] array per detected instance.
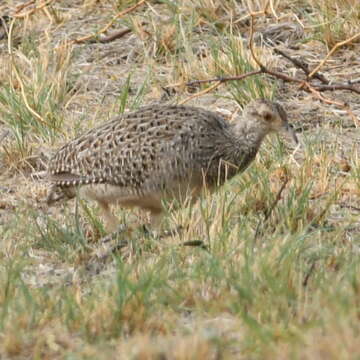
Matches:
[[264, 177, 290, 222], [274, 48, 360, 94], [308, 32, 360, 79], [303, 262, 316, 287], [253, 176, 289, 243], [183, 71, 262, 104], [179, 81, 222, 105], [15, 0, 35, 13], [273, 48, 329, 84], [87, 28, 132, 44], [186, 71, 262, 87], [186, 12, 359, 126], [73, 0, 147, 44], [13, 0, 55, 18]]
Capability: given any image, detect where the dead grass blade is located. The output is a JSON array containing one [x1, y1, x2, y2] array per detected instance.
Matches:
[[7, 18, 46, 127]]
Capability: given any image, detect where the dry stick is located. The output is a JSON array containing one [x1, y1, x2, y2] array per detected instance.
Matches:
[[249, 12, 360, 101], [187, 62, 360, 95], [312, 83, 360, 94], [15, 0, 35, 13], [302, 262, 316, 288], [87, 28, 132, 44], [249, 15, 358, 125], [249, 13, 263, 69], [339, 203, 360, 212], [87, 21, 146, 44], [13, 0, 55, 18], [237, 0, 270, 24], [186, 71, 262, 86], [274, 48, 329, 84], [264, 177, 289, 222], [186, 13, 359, 124], [274, 48, 360, 94], [348, 78, 360, 85], [73, 0, 147, 44], [253, 177, 289, 243], [248, 14, 305, 85], [305, 85, 359, 125], [305, 85, 348, 107], [179, 81, 222, 105], [308, 32, 360, 79], [182, 71, 262, 104]]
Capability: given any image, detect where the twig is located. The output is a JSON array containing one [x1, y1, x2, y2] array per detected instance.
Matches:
[[348, 78, 360, 85], [274, 48, 360, 94], [339, 203, 360, 212], [188, 65, 360, 95], [264, 177, 289, 221], [186, 14, 359, 126], [303, 262, 316, 287], [15, 0, 35, 13], [87, 28, 132, 44], [308, 32, 360, 79], [274, 48, 329, 84], [73, 0, 147, 44], [233, 10, 268, 25], [186, 71, 262, 86], [248, 16, 305, 86], [85, 21, 146, 44], [186, 67, 359, 125], [312, 84, 360, 94], [253, 177, 289, 242], [248, 17, 305, 86], [179, 81, 222, 105], [304, 84, 348, 106], [305, 84, 358, 125], [249, 14, 263, 69], [13, 0, 55, 18]]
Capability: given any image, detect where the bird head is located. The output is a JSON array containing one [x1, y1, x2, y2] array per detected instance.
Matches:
[[244, 99, 298, 144]]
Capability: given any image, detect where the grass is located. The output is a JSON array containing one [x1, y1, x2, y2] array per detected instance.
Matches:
[[0, 0, 359, 359]]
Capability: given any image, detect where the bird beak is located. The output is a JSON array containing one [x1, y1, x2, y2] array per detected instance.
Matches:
[[283, 123, 298, 144]]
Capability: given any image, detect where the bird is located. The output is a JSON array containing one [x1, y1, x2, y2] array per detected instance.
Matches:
[[46, 99, 297, 233]]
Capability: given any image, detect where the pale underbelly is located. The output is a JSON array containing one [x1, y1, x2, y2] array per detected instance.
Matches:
[[79, 182, 204, 212]]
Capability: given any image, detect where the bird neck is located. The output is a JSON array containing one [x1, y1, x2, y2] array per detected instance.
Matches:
[[231, 119, 270, 152]]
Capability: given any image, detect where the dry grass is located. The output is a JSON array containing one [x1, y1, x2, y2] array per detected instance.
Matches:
[[0, 0, 359, 359]]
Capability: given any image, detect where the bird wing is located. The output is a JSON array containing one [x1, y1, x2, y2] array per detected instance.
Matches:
[[48, 106, 229, 191]]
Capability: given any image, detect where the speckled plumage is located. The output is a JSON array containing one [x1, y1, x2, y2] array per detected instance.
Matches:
[[47, 99, 296, 231]]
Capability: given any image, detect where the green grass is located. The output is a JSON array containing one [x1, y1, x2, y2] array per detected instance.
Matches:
[[0, 0, 359, 358]]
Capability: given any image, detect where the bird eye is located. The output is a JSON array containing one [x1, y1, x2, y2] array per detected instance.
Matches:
[[264, 112, 272, 121]]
